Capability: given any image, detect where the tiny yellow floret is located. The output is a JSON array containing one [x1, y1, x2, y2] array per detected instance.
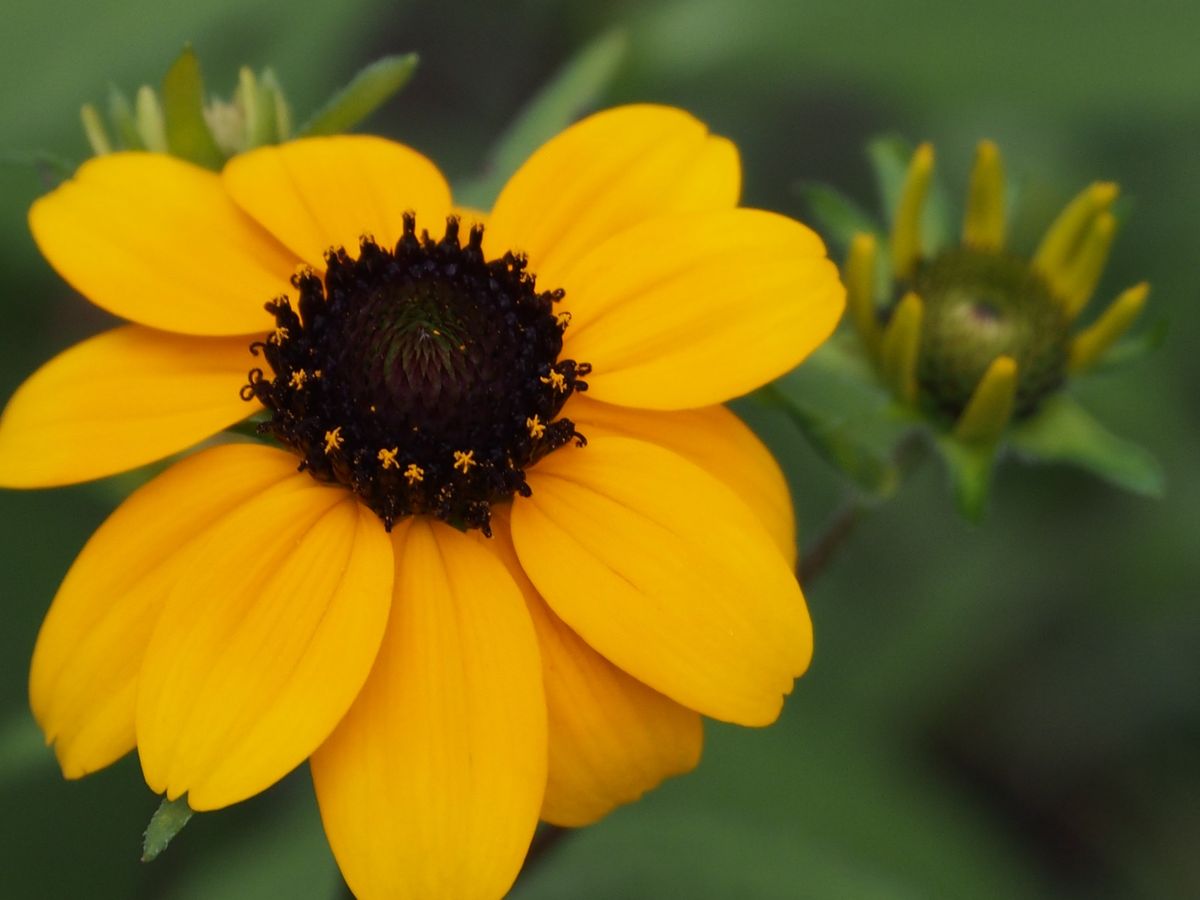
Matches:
[[403, 463, 424, 485], [526, 415, 546, 439], [270, 326, 290, 344], [377, 447, 399, 470], [289, 369, 308, 389], [453, 450, 477, 473], [323, 427, 343, 454], [540, 370, 567, 392]]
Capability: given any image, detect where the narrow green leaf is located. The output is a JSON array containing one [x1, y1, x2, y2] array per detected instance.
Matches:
[[142, 796, 194, 862], [299, 54, 418, 137], [794, 182, 881, 256], [456, 29, 628, 209], [1008, 394, 1164, 497], [867, 135, 951, 259], [161, 46, 224, 169], [934, 433, 998, 522]]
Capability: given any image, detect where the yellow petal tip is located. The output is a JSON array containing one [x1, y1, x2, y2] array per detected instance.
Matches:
[[954, 354, 1018, 444]]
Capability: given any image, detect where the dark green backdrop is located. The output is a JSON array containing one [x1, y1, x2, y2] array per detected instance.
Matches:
[[2, 1, 1197, 897]]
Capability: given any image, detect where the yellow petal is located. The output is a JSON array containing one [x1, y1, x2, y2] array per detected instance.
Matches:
[[962, 140, 1006, 250], [29, 444, 299, 779], [558, 208, 844, 409], [566, 394, 796, 565], [891, 142, 934, 281], [487, 511, 702, 827], [311, 519, 546, 900], [954, 355, 1017, 444], [487, 105, 740, 282], [136, 480, 393, 810], [1069, 282, 1150, 374], [0, 326, 259, 488], [1033, 181, 1119, 279], [845, 232, 881, 353], [29, 153, 298, 336], [1057, 210, 1118, 319], [512, 435, 811, 726], [223, 136, 453, 269], [880, 291, 924, 405]]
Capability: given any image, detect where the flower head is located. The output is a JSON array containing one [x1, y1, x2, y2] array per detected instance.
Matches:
[[795, 138, 1161, 519], [0, 106, 843, 898]]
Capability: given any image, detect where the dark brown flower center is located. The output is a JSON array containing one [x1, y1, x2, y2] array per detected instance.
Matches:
[[242, 215, 590, 535]]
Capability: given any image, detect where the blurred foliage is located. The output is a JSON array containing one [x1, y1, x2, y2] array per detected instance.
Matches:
[[2, 0, 1198, 898]]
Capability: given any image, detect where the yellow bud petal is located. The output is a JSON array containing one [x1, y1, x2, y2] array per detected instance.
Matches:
[[881, 291, 924, 405], [845, 232, 880, 353], [963, 140, 1006, 250], [891, 143, 935, 281], [1069, 282, 1149, 373], [954, 355, 1017, 444]]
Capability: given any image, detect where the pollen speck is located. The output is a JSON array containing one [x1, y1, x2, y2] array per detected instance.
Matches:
[[540, 370, 567, 392], [377, 447, 400, 470]]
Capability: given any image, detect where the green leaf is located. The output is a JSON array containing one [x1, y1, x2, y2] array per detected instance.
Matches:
[[299, 54, 418, 137], [794, 182, 881, 256], [764, 338, 910, 497], [161, 46, 225, 169], [142, 795, 193, 862], [1008, 394, 1164, 497], [456, 29, 628, 209], [1087, 317, 1168, 373], [934, 433, 998, 523], [867, 135, 951, 259]]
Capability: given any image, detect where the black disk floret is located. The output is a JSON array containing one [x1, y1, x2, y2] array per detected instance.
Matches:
[[243, 215, 590, 534]]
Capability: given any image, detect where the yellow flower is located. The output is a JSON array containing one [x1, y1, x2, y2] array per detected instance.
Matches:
[[0, 106, 843, 898]]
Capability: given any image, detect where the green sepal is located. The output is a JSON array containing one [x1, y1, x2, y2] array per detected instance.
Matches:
[[934, 432, 998, 523], [260, 68, 293, 141], [1085, 317, 1168, 374], [107, 86, 143, 150], [161, 46, 225, 169], [238, 67, 277, 150], [867, 135, 951, 260], [1008, 394, 1164, 497], [455, 29, 628, 209], [763, 336, 911, 498], [142, 795, 193, 862], [794, 182, 881, 256], [299, 53, 419, 138]]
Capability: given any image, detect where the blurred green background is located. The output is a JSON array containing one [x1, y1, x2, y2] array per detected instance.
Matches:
[[2, 0, 1198, 897]]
